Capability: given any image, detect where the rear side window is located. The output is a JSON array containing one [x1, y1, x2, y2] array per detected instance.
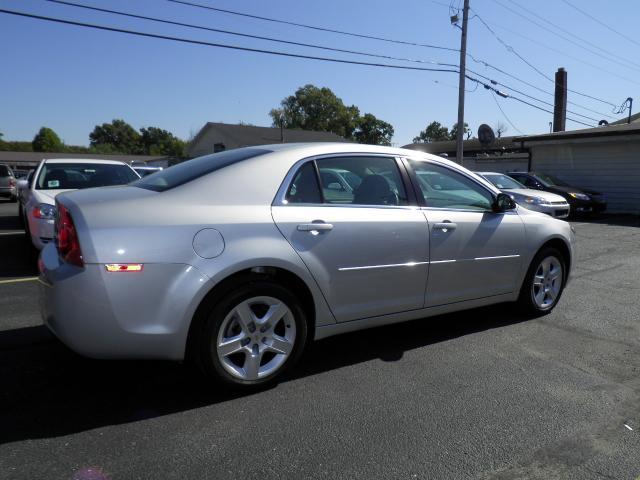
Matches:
[[135, 148, 272, 192], [284, 156, 408, 206], [285, 162, 322, 204]]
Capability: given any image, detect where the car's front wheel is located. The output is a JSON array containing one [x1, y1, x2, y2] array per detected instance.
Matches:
[[517, 247, 566, 315], [195, 281, 308, 388]]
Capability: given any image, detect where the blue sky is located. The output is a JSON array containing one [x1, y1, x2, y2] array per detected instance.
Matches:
[[0, 0, 638, 147]]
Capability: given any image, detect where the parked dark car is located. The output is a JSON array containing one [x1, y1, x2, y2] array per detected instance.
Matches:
[[0, 164, 17, 202], [506, 172, 607, 214]]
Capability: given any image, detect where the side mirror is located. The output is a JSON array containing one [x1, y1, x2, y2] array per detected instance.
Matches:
[[493, 192, 517, 212]]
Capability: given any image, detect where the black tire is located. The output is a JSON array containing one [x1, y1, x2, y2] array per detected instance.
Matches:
[[194, 281, 308, 389], [517, 247, 566, 316]]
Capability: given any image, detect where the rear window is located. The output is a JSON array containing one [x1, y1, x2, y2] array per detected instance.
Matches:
[[0, 165, 10, 176], [134, 148, 272, 192], [36, 163, 139, 190]]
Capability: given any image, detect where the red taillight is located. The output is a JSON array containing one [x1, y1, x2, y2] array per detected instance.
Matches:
[[9, 178, 16, 187], [56, 203, 83, 267]]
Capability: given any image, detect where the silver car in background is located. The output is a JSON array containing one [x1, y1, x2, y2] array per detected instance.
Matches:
[[0, 164, 17, 202], [21, 159, 140, 249], [39, 144, 575, 389], [476, 172, 570, 219]]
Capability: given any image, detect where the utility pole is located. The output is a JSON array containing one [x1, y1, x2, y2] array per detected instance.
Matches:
[[455, 0, 470, 165]]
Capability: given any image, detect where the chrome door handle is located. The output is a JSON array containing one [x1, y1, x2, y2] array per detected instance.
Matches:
[[433, 222, 457, 232], [297, 222, 334, 232]]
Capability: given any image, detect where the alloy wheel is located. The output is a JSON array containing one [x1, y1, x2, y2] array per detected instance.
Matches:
[[216, 296, 296, 381], [531, 255, 563, 310]]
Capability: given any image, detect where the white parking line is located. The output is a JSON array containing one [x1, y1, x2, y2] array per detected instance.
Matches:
[[0, 231, 25, 236], [0, 277, 39, 285]]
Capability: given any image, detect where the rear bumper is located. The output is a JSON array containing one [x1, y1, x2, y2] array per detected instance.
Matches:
[[38, 243, 213, 360]]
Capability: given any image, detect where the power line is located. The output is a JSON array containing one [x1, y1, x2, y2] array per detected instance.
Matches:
[[51, 0, 609, 120], [467, 69, 600, 122], [466, 75, 594, 128], [0, 8, 460, 74], [504, 0, 640, 70], [488, 22, 640, 88], [490, 90, 523, 135], [470, 8, 620, 110], [429, 0, 620, 117], [491, 0, 640, 74], [166, 0, 459, 52], [467, 56, 615, 118], [44, 0, 459, 68], [0, 7, 597, 131], [560, 0, 640, 48]]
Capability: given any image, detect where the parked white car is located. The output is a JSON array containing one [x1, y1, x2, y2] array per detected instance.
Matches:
[[21, 159, 139, 249], [476, 172, 570, 219]]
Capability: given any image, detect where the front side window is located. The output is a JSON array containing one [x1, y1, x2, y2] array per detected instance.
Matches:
[[36, 163, 139, 190], [316, 156, 408, 206], [410, 161, 493, 211]]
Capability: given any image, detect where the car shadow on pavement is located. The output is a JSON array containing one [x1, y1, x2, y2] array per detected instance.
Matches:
[[0, 201, 38, 279], [0, 305, 529, 444]]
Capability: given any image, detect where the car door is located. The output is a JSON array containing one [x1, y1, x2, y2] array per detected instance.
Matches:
[[272, 155, 429, 322], [407, 159, 525, 307]]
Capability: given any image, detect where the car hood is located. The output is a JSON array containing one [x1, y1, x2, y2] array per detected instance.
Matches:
[[543, 184, 601, 196], [504, 188, 568, 203]]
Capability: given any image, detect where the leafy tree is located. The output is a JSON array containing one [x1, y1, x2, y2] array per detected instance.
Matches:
[[89, 119, 142, 154], [413, 121, 450, 143], [32, 127, 63, 152], [140, 127, 185, 156], [494, 122, 508, 138], [354, 113, 394, 146], [450, 122, 471, 141], [270, 84, 360, 139]]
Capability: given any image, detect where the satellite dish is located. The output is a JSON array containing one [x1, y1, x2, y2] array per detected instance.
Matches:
[[478, 124, 496, 145]]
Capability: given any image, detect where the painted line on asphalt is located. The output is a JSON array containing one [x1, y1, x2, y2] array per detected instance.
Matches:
[[0, 230, 25, 236], [0, 277, 39, 285]]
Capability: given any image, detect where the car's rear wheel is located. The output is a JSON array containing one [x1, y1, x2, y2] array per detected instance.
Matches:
[[196, 281, 308, 388], [517, 247, 565, 315]]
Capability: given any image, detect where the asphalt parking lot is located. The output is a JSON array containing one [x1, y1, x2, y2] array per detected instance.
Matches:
[[0, 200, 639, 480]]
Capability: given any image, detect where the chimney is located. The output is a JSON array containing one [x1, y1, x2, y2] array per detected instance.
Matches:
[[553, 68, 567, 132]]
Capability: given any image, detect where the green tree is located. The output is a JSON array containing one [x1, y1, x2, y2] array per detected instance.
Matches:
[[413, 121, 450, 143], [32, 127, 63, 152], [449, 122, 471, 140], [354, 113, 394, 146], [269, 84, 360, 139], [140, 127, 185, 156], [89, 119, 142, 154]]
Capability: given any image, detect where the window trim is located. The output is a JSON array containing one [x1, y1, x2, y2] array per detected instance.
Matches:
[[403, 157, 502, 213], [274, 153, 418, 209]]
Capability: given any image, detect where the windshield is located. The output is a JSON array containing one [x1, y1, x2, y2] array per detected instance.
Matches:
[[36, 163, 139, 190], [134, 148, 271, 192], [483, 174, 525, 190], [535, 173, 570, 187]]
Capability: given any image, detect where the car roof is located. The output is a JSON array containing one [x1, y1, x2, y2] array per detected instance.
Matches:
[[43, 158, 129, 166]]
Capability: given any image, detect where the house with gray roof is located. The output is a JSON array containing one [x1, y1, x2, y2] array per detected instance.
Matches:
[[187, 122, 347, 158]]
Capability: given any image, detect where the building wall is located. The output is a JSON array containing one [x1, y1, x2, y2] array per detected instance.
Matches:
[[459, 155, 529, 173], [530, 141, 640, 214]]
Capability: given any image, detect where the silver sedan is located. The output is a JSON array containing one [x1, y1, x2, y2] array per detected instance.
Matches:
[[39, 144, 575, 388]]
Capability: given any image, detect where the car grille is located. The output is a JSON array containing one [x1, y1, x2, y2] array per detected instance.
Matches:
[[550, 201, 568, 205]]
